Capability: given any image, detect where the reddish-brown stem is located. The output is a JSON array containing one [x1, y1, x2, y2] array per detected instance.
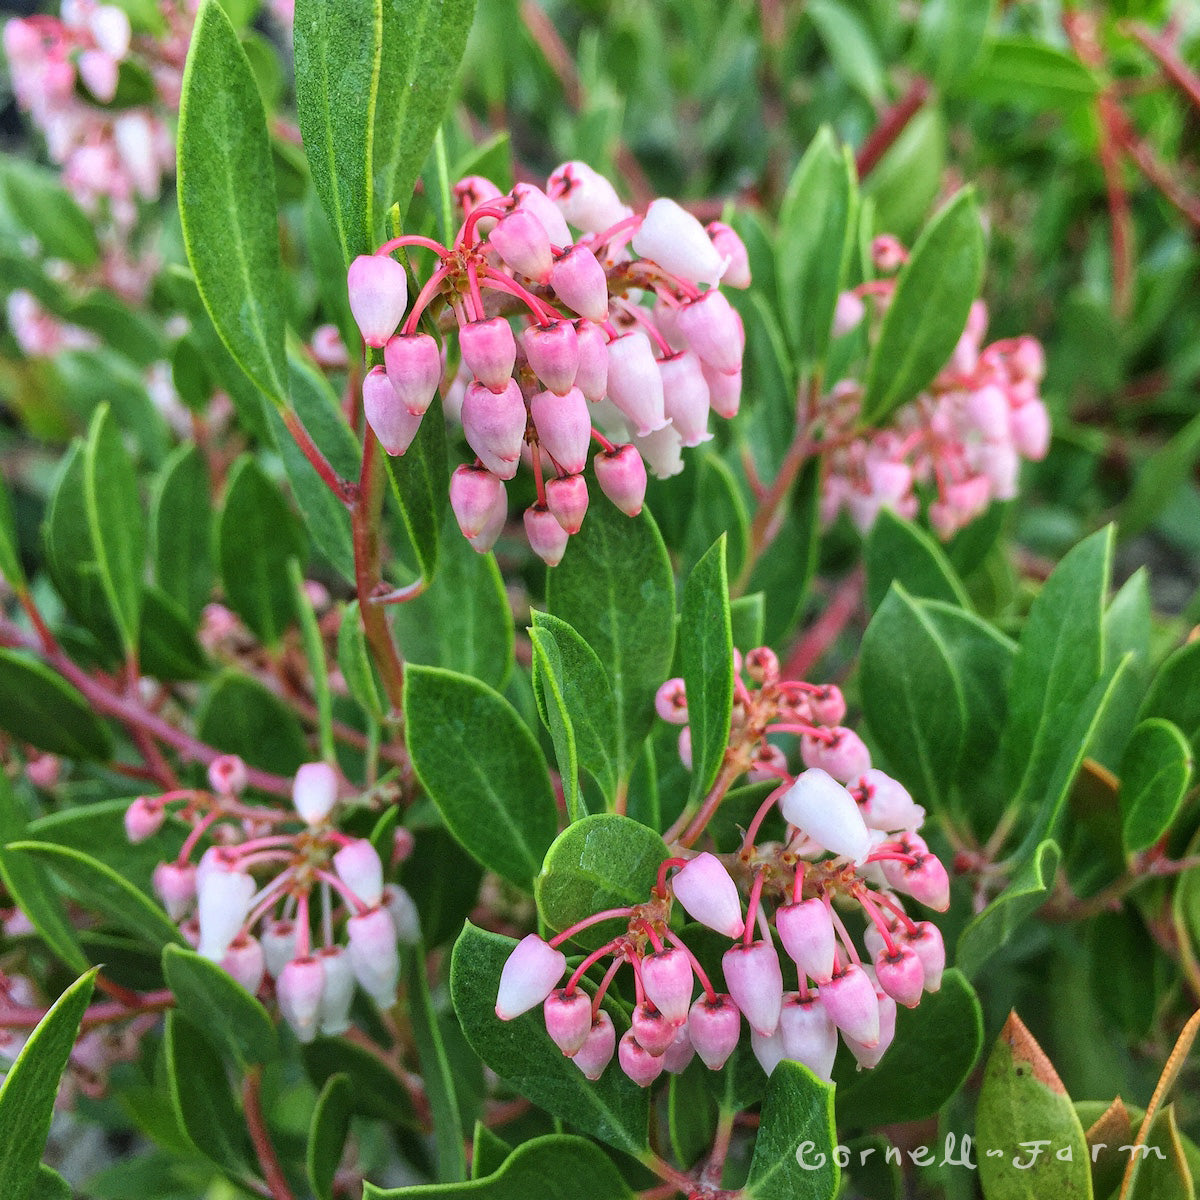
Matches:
[[702, 1108, 737, 1189], [0, 989, 174, 1031], [352, 430, 406, 713], [1110, 111, 1200, 229], [282, 409, 357, 504], [243, 1067, 296, 1200], [781, 565, 865, 680], [670, 756, 747, 849], [1124, 21, 1200, 112], [856, 76, 931, 180]]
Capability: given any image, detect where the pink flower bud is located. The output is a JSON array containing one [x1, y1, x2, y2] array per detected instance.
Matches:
[[196, 866, 256, 961], [346, 907, 399, 1008], [671, 853, 744, 939], [780, 769, 872, 861], [748, 742, 788, 783], [659, 352, 712, 447], [220, 933, 265, 996], [523, 322, 580, 396], [978, 442, 1019, 502], [348, 254, 408, 348], [676, 291, 743, 374], [384, 332, 442, 416], [460, 317, 516, 392], [808, 685, 846, 726], [640, 948, 694, 1024], [744, 646, 779, 684], [208, 754, 248, 797], [278, 956, 325, 1044], [153, 861, 196, 921], [853, 769, 925, 833], [707, 222, 751, 288], [632, 198, 725, 288], [780, 993, 837, 1081], [903, 922, 945, 992], [293, 761, 338, 826], [882, 850, 951, 912], [333, 839, 384, 909], [454, 175, 502, 215], [549, 245, 610, 321], [124, 796, 164, 844], [594, 444, 647, 516], [311, 323, 348, 368], [450, 465, 506, 540], [631, 1002, 679, 1056], [573, 1011, 616, 1079], [619, 1027, 665, 1087], [687, 994, 741, 1070], [678, 726, 693, 770], [90, 6, 131, 58], [544, 988, 593, 1056], [496, 934, 566, 1020], [819, 963, 880, 1046], [25, 754, 60, 791], [603, 332, 668, 436], [1010, 399, 1050, 460], [466, 485, 509, 554], [317, 945, 356, 1036], [751, 1026, 787, 1076], [512, 182, 572, 247], [548, 161, 628, 234], [800, 728, 872, 784], [663, 1025, 696, 1074], [114, 111, 159, 200], [78, 49, 118, 102], [524, 505, 570, 566], [776, 898, 837, 984], [874, 944, 925, 1008], [545, 474, 589, 534], [488, 209, 553, 281], [531, 386, 591, 475], [364, 366, 424, 457], [654, 677, 689, 725], [832, 291, 866, 337], [573, 320, 609, 402], [965, 384, 1010, 442], [1009, 337, 1045, 382], [723, 940, 783, 1037], [701, 362, 742, 420], [871, 235, 907, 272], [462, 379, 527, 479], [845, 988, 896, 1069], [382, 884, 422, 945], [262, 919, 297, 979]]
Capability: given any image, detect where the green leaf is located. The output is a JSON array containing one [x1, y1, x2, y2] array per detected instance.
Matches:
[[0, 649, 114, 761], [303, 1037, 417, 1127], [834, 969, 983, 1126], [8, 841, 185, 953], [162, 944, 278, 1067], [969, 37, 1100, 111], [82, 404, 145, 656], [0, 777, 88, 973], [668, 1069, 717, 1169], [865, 508, 972, 611], [861, 105, 946, 244], [958, 839, 1060, 978], [807, 1, 886, 103], [535, 815, 668, 951], [151, 443, 213, 624], [405, 947, 466, 1183], [164, 1011, 254, 1178], [140, 587, 211, 682], [296, 0, 477, 262], [730, 594, 765, 651], [0, 156, 99, 266], [860, 585, 966, 809], [530, 612, 620, 813], [308, 1074, 352, 1200], [1122, 411, 1200, 540], [404, 665, 558, 889], [195, 670, 310, 775], [471, 1123, 511, 1181], [1005, 527, 1112, 805], [217, 456, 306, 646], [974, 1011, 1093, 1200], [178, 0, 288, 407], [916, 0, 993, 87], [450, 923, 650, 1156], [531, 629, 582, 823], [776, 128, 856, 368], [0, 475, 25, 592], [31, 1165, 72, 1200], [745, 1061, 840, 1200], [1127, 1106, 1196, 1200], [0, 968, 98, 1200], [679, 452, 750, 582], [860, 189, 984, 425], [382, 390, 447, 586], [1119, 719, 1193, 855], [680, 536, 734, 803], [547, 503, 675, 785], [1140, 639, 1200, 752], [365, 1134, 635, 1200], [337, 601, 386, 721], [391, 513, 513, 690], [289, 558, 334, 762]]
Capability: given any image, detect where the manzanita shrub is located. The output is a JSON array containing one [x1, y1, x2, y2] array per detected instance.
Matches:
[[1, 1, 1200, 1198]]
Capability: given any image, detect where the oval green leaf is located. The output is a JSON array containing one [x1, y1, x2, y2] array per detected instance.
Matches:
[[1119, 719, 1193, 856], [745, 1061, 840, 1200], [0, 649, 114, 761]]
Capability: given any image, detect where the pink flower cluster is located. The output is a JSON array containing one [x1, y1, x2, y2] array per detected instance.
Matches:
[[126, 756, 420, 1044], [821, 235, 1050, 539], [494, 648, 950, 1087], [345, 161, 750, 564], [3, 0, 194, 300]]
